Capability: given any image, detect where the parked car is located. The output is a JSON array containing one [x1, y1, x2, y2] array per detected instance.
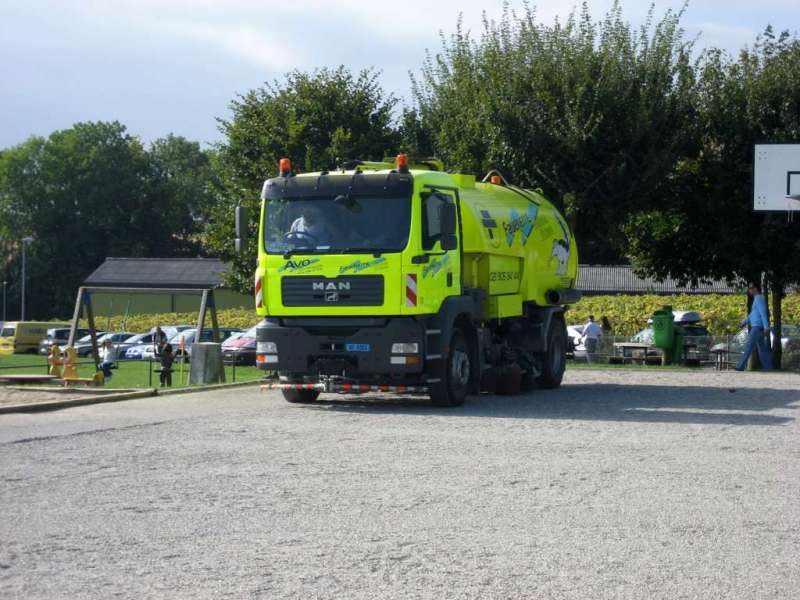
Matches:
[[142, 327, 241, 361], [75, 332, 137, 357], [124, 326, 193, 359], [69, 332, 106, 349], [0, 321, 71, 354], [121, 332, 157, 359], [710, 324, 800, 355], [38, 327, 90, 355], [222, 326, 257, 365], [566, 324, 585, 359], [629, 311, 712, 365]]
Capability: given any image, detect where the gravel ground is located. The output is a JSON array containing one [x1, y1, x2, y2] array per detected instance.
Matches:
[[0, 368, 798, 599], [0, 386, 94, 407]]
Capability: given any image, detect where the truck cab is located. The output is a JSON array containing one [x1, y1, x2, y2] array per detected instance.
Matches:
[[248, 155, 579, 406]]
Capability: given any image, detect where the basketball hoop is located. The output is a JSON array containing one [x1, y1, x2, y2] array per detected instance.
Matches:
[[753, 144, 800, 217], [787, 194, 800, 222]]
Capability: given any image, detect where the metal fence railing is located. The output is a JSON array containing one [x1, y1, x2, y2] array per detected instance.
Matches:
[[569, 334, 800, 371], [0, 353, 262, 387]]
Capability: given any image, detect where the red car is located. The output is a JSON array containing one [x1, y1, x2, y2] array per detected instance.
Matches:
[[222, 326, 257, 365]]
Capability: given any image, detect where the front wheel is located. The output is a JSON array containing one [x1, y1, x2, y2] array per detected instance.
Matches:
[[282, 389, 320, 403], [536, 317, 567, 389], [430, 329, 471, 407]]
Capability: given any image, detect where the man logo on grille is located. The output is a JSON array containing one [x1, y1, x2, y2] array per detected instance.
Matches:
[[325, 290, 339, 302], [312, 281, 351, 291]]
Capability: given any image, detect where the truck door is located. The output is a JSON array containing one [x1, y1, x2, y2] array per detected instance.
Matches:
[[416, 189, 461, 312]]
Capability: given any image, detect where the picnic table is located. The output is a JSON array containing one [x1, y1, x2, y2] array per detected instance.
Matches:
[[709, 347, 734, 371], [611, 342, 653, 364]]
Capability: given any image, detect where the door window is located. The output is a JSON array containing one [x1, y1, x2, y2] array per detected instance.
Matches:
[[422, 192, 455, 251]]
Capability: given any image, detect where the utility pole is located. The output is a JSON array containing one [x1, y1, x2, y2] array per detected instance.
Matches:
[[2, 280, 6, 322], [20, 236, 33, 321]]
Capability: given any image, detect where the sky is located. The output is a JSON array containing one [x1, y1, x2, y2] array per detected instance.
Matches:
[[1, 0, 798, 149]]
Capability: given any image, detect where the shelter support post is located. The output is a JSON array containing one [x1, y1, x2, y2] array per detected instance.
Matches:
[[85, 291, 100, 370], [208, 290, 225, 382], [68, 287, 84, 347], [196, 290, 209, 336]]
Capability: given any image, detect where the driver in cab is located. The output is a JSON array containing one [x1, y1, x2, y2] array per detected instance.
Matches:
[[288, 206, 327, 243]]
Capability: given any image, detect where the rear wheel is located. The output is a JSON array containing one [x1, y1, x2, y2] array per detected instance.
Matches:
[[430, 329, 471, 407], [282, 389, 320, 403], [537, 317, 567, 389]]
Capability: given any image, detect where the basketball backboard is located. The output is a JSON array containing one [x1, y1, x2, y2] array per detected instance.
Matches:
[[753, 143, 800, 211]]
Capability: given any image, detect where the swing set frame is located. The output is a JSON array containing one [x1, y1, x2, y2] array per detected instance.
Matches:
[[67, 286, 222, 374]]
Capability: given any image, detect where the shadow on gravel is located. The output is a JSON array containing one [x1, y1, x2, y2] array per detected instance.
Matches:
[[301, 383, 799, 426]]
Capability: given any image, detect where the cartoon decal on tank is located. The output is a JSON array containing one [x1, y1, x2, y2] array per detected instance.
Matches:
[[503, 204, 539, 247], [549, 212, 572, 276]]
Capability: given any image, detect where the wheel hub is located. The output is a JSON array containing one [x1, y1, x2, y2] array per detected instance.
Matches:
[[451, 350, 470, 387]]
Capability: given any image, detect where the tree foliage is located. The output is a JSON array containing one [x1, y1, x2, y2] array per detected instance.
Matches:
[[627, 28, 800, 284], [410, 1, 698, 262], [624, 28, 800, 365], [206, 66, 400, 292], [0, 123, 216, 318]]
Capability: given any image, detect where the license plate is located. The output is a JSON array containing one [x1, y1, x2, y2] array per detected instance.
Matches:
[[345, 343, 370, 352]]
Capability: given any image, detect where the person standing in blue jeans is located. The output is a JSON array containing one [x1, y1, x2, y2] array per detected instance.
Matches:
[[735, 282, 773, 371]]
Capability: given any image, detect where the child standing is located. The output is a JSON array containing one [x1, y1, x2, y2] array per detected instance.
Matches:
[[159, 343, 175, 387]]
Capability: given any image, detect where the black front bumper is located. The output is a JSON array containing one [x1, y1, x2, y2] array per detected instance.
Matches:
[[256, 317, 426, 379]]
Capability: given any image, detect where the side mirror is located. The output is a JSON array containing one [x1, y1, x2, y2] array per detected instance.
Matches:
[[441, 234, 458, 251], [235, 205, 248, 253], [439, 202, 457, 236]]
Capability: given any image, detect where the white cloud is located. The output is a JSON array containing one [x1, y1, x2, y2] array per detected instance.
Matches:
[[156, 22, 308, 70]]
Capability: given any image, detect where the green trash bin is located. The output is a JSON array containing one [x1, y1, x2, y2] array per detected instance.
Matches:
[[671, 327, 685, 365], [652, 305, 675, 349]]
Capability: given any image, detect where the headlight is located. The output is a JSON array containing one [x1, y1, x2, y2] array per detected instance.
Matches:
[[257, 341, 277, 354], [391, 342, 418, 354]]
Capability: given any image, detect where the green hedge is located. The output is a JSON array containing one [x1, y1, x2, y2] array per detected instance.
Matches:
[[567, 293, 800, 336], [71, 293, 800, 337], [78, 308, 259, 334]]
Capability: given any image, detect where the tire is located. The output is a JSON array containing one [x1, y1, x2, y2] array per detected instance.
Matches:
[[430, 328, 471, 407], [282, 388, 320, 403], [537, 317, 567, 389]]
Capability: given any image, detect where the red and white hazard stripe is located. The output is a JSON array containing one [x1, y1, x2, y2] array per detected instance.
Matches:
[[405, 273, 417, 307], [261, 382, 428, 394], [255, 274, 263, 308]]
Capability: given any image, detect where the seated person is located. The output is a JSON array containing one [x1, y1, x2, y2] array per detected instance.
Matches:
[[99, 340, 117, 379], [288, 206, 327, 244]]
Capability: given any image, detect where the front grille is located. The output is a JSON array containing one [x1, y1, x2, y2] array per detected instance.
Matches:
[[282, 275, 384, 307]]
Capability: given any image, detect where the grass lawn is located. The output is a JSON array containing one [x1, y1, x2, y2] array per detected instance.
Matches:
[[2, 351, 722, 390], [0, 353, 264, 389]]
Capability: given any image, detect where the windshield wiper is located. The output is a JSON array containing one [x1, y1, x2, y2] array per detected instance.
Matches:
[[282, 247, 314, 259]]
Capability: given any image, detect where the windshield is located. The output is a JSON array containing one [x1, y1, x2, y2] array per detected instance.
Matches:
[[1, 326, 14, 337], [265, 194, 412, 254]]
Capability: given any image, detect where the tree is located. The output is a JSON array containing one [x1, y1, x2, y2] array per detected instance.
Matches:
[[206, 66, 400, 292], [0, 123, 216, 319], [410, 2, 698, 263], [147, 134, 221, 248], [625, 28, 800, 367]]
